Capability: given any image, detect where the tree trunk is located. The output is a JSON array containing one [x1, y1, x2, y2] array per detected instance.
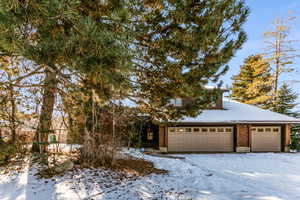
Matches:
[[32, 69, 57, 153], [8, 85, 17, 143], [0, 128, 3, 144], [274, 58, 280, 97], [274, 32, 282, 99]]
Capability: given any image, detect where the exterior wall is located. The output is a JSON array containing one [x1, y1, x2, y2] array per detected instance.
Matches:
[[181, 91, 224, 109], [159, 123, 291, 153], [284, 124, 291, 152], [159, 125, 168, 152], [182, 98, 194, 106], [164, 126, 168, 148], [236, 124, 250, 152], [215, 94, 223, 109]]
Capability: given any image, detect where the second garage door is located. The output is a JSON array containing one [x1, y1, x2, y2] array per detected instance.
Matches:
[[168, 126, 234, 152], [251, 126, 281, 152]]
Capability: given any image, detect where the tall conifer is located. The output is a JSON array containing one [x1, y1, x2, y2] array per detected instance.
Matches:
[[133, 0, 249, 120], [0, 0, 133, 152], [271, 83, 299, 117], [231, 55, 272, 108]]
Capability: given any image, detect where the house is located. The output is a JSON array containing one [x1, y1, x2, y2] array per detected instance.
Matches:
[[143, 89, 300, 153]]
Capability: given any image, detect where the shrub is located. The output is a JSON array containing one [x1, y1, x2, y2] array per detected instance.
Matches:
[[0, 143, 17, 165], [290, 134, 300, 151]]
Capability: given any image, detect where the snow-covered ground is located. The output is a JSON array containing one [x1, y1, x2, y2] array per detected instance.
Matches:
[[1, 150, 300, 200]]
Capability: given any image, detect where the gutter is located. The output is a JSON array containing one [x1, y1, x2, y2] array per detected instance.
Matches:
[[159, 120, 300, 125]]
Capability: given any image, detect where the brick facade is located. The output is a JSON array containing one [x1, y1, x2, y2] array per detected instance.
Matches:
[[158, 125, 168, 152], [159, 126, 167, 147], [284, 124, 291, 152], [181, 95, 224, 109], [236, 124, 250, 147], [236, 124, 250, 152]]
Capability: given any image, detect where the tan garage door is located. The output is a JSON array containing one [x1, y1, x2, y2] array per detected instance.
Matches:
[[251, 126, 281, 152], [168, 126, 234, 152]]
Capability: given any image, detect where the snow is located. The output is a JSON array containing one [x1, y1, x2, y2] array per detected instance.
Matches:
[[2, 150, 300, 199], [178, 99, 300, 123], [204, 85, 229, 90]]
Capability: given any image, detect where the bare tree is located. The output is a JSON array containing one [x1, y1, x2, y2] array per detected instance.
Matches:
[[263, 16, 298, 97], [0, 56, 42, 144]]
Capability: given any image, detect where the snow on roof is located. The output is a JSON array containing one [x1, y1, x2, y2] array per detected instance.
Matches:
[[176, 100, 300, 124], [204, 85, 229, 91]]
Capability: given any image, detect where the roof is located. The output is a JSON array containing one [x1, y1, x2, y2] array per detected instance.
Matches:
[[204, 85, 229, 91], [174, 100, 300, 124]]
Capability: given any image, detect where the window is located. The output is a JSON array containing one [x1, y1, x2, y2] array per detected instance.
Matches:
[[258, 128, 264, 132], [202, 128, 208, 132], [209, 128, 216, 132], [194, 128, 200, 132], [169, 128, 175, 132], [273, 128, 279, 132], [265, 128, 271, 132], [170, 98, 182, 107], [217, 128, 224, 132], [186, 128, 192, 132], [251, 128, 256, 131], [177, 128, 185, 132], [147, 131, 153, 140], [225, 128, 232, 132]]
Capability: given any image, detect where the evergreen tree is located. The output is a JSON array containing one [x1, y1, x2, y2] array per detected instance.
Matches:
[[132, 0, 249, 120], [0, 0, 250, 156], [231, 57, 254, 103], [231, 55, 272, 108], [0, 0, 133, 153], [271, 83, 299, 117]]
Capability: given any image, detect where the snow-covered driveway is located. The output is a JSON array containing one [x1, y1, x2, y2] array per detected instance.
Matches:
[[1, 152, 300, 200], [130, 151, 300, 200]]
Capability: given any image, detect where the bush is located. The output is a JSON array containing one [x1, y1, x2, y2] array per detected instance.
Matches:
[[290, 134, 300, 151], [0, 143, 17, 165]]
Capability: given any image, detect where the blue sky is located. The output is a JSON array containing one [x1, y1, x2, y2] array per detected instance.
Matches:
[[225, 0, 300, 107]]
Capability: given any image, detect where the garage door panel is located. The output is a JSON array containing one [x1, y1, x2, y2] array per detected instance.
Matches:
[[251, 126, 281, 152], [168, 126, 234, 152]]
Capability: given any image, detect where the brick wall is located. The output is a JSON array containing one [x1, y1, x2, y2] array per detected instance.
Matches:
[[236, 124, 249, 147], [284, 124, 291, 151], [181, 92, 224, 109], [215, 94, 223, 109], [159, 126, 166, 147], [182, 98, 194, 106]]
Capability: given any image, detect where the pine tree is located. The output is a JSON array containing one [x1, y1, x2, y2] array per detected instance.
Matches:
[[231, 57, 254, 103], [0, 0, 250, 156], [132, 0, 249, 120], [0, 0, 133, 153], [270, 83, 300, 139], [271, 83, 299, 117], [231, 55, 272, 108]]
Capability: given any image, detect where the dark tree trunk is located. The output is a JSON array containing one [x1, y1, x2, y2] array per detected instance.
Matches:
[[0, 129, 3, 144], [32, 70, 57, 153], [8, 85, 17, 144]]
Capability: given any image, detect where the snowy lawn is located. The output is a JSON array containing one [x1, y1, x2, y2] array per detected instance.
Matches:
[[1, 150, 300, 200]]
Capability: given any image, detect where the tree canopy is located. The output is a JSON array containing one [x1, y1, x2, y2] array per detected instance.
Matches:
[[271, 83, 299, 117], [132, 0, 249, 120], [0, 0, 250, 156], [231, 54, 272, 109]]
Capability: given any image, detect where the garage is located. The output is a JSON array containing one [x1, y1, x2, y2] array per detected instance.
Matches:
[[251, 126, 281, 152], [168, 126, 234, 152]]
